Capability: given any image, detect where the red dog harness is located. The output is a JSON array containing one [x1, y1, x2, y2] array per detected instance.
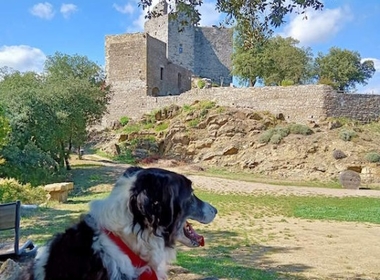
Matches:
[[104, 230, 158, 280]]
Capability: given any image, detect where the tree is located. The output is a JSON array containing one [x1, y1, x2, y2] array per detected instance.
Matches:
[[141, 0, 323, 42], [0, 53, 111, 185], [232, 35, 314, 86], [315, 47, 376, 91], [43, 52, 111, 169]]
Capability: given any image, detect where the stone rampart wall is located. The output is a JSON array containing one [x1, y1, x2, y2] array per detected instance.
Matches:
[[324, 92, 380, 122], [103, 85, 380, 127]]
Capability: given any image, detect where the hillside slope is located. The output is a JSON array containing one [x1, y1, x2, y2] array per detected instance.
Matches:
[[93, 101, 380, 186]]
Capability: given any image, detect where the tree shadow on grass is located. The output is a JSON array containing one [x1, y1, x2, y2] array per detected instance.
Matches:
[[19, 207, 85, 245], [68, 164, 128, 195], [177, 228, 312, 280]]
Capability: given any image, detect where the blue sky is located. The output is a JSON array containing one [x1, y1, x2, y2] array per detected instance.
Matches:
[[0, 0, 379, 93]]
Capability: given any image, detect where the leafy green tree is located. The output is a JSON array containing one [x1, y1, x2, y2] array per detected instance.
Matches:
[[0, 53, 111, 185], [0, 105, 10, 149], [43, 52, 111, 169], [232, 35, 313, 86], [231, 24, 266, 86], [262, 36, 314, 86], [315, 47, 376, 91]]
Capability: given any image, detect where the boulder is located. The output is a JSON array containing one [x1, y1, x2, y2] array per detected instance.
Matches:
[[0, 259, 20, 280], [339, 170, 361, 189], [44, 182, 74, 203], [332, 149, 347, 159]]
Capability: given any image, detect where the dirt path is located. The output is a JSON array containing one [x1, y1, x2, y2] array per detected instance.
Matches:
[[82, 156, 380, 280]]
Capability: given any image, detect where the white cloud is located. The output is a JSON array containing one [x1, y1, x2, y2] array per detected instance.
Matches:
[[30, 2, 55, 20], [113, 3, 134, 15], [362, 58, 380, 71], [281, 6, 353, 45], [0, 45, 46, 73], [131, 13, 146, 31], [60, 3, 78, 19], [129, 0, 159, 31], [199, 1, 221, 26]]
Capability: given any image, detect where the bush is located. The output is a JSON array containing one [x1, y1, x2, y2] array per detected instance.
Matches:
[[0, 178, 47, 204], [259, 127, 289, 144], [318, 77, 338, 89], [281, 79, 295, 86], [288, 124, 314, 135], [197, 80, 206, 89], [339, 129, 357, 141], [270, 133, 283, 144], [259, 130, 274, 144], [364, 152, 380, 163], [119, 116, 130, 126]]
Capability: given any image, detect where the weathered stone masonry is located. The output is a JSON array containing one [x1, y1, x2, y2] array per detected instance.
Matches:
[[104, 85, 380, 126]]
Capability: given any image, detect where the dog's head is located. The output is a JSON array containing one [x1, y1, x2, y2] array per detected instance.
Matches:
[[126, 166, 217, 248]]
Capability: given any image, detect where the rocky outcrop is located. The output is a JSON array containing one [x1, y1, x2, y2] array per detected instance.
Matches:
[[95, 102, 380, 185]]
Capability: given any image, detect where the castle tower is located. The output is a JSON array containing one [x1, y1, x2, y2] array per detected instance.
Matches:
[[151, 0, 168, 16]]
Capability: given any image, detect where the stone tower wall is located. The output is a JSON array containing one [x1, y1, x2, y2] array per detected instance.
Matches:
[[167, 17, 195, 71], [194, 27, 233, 85], [104, 33, 148, 126]]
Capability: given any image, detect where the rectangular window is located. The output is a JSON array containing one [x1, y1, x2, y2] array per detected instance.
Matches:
[[160, 67, 164, 80]]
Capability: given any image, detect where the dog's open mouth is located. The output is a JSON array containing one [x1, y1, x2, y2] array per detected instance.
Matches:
[[183, 221, 204, 247]]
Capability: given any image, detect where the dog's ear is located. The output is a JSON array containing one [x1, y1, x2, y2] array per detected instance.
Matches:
[[129, 172, 178, 232]]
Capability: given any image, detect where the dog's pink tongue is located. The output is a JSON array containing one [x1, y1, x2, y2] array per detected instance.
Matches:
[[186, 222, 205, 246]]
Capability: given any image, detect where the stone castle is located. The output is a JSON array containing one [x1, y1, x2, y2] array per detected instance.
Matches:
[[104, 1, 233, 124], [103, 3, 380, 126]]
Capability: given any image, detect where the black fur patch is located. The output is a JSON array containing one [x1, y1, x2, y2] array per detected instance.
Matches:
[[21, 219, 115, 280], [129, 168, 193, 247]]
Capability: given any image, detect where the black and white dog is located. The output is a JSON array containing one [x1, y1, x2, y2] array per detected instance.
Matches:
[[21, 166, 217, 280]]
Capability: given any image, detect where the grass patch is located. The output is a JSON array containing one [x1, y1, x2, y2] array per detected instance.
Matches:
[[14, 161, 380, 280], [177, 251, 279, 280], [200, 167, 342, 189], [155, 122, 169, 132], [196, 191, 380, 224], [122, 124, 141, 134]]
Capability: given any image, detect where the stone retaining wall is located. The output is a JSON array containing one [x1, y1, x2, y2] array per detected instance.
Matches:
[[103, 85, 380, 126]]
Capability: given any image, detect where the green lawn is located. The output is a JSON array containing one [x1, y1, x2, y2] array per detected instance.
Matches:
[[13, 164, 380, 279]]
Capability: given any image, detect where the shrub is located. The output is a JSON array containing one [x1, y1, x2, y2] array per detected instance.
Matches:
[[119, 116, 130, 126], [339, 129, 357, 141], [259, 127, 289, 144], [197, 80, 206, 89], [274, 127, 290, 138], [259, 130, 274, 144], [113, 148, 136, 164], [270, 133, 283, 144], [281, 79, 295, 86], [318, 77, 338, 89], [0, 178, 47, 204], [288, 124, 314, 135], [364, 152, 380, 163]]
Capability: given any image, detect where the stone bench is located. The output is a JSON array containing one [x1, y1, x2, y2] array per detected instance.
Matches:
[[44, 182, 74, 203]]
